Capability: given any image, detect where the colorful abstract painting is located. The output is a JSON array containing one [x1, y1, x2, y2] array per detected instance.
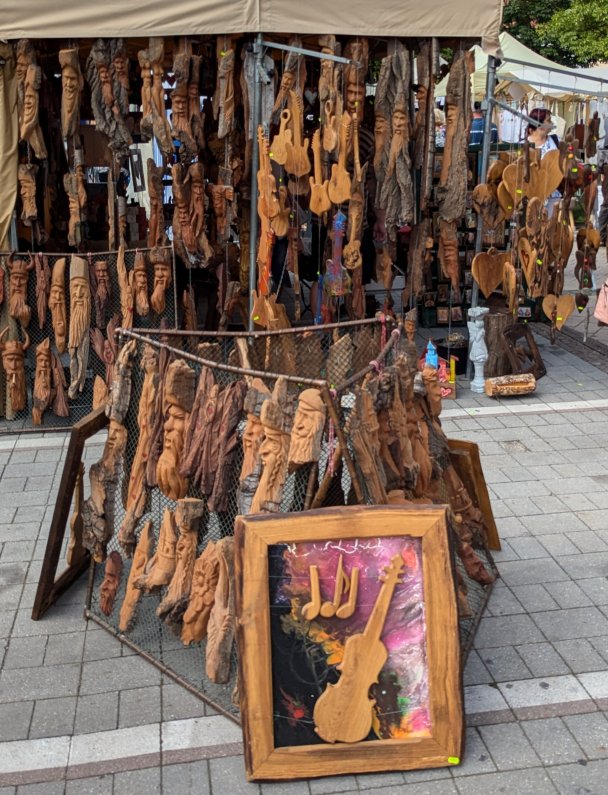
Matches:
[[268, 536, 430, 748]]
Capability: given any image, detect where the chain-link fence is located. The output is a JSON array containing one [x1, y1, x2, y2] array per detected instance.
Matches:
[[84, 318, 496, 720], [0, 245, 177, 433]]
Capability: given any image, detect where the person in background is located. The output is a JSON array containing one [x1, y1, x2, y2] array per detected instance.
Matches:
[[469, 101, 498, 146], [526, 107, 561, 217], [434, 106, 446, 148], [597, 144, 608, 246]]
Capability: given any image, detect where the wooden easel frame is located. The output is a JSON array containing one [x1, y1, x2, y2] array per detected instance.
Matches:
[[501, 323, 547, 380], [448, 438, 501, 551], [235, 505, 463, 781], [32, 407, 109, 620]]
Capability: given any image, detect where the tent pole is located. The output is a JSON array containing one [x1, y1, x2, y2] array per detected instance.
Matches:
[[467, 54, 498, 378], [248, 33, 263, 332]]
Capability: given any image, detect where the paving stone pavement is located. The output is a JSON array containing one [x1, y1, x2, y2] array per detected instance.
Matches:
[[0, 331, 607, 794]]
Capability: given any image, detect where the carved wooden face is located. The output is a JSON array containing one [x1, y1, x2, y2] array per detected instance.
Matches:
[[112, 54, 128, 85], [171, 92, 188, 122], [94, 260, 109, 288], [99, 551, 123, 615], [62, 65, 80, 115], [22, 74, 39, 131], [289, 392, 325, 466], [1, 346, 27, 412], [346, 82, 365, 123], [157, 403, 188, 500], [34, 347, 52, 391], [259, 427, 287, 495], [240, 413, 264, 480], [49, 284, 67, 351], [16, 52, 30, 85], [392, 108, 408, 136]]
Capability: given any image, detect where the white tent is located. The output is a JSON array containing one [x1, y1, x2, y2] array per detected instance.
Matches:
[[0, 0, 502, 49], [437, 32, 608, 101]]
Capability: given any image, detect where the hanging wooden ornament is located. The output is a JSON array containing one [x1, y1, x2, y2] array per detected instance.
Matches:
[[471, 248, 509, 299], [542, 294, 576, 330]]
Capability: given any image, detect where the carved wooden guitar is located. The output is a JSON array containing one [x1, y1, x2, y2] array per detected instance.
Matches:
[[325, 210, 348, 296], [284, 90, 310, 178], [328, 112, 352, 205], [313, 554, 405, 743], [270, 108, 292, 166], [309, 129, 331, 216], [256, 126, 280, 220]]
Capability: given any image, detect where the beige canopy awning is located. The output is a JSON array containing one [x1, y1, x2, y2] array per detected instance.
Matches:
[[0, 0, 503, 53]]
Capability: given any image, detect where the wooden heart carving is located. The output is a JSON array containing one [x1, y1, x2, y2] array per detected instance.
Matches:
[[472, 248, 509, 298], [497, 181, 514, 216], [517, 236, 537, 287], [502, 261, 517, 312], [527, 150, 563, 203], [548, 211, 574, 263], [525, 197, 543, 240], [486, 159, 507, 184], [501, 161, 524, 209], [542, 294, 576, 330]]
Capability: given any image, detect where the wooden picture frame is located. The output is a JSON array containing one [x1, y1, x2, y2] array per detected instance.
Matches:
[[436, 307, 449, 324], [235, 505, 463, 781]]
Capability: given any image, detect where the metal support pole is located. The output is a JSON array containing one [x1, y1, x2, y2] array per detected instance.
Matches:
[[248, 34, 263, 332], [467, 54, 498, 379]]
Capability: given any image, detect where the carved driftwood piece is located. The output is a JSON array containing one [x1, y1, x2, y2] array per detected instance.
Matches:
[[205, 536, 235, 684], [437, 49, 472, 223], [59, 48, 83, 140], [273, 36, 305, 115], [181, 366, 217, 481], [99, 550, 123, 616], [149, 247, 172, 315], [118, 346, 158, 556], [0, 328, 30, 413], [66, 462, 85, 566], [172, 163, 198, 263], [186, 161, 213, 259], [82, 420, 128, 563], [146, 321, 172, 487], [347, 377, 387, 504], [90, 258, 111, 330], [92, 375, 108, 411], [118, 520, 154, 632], [135, 508, 178, 592], [18, 164, 38, 228], [251, 378, 295, 514], [32, 337, 53, 425], [7, 253, 34, 328], [156, 359, 195, 501], [19, 55, 47, 159], [132, 251, 149, 317], [116, 245, 134, 331], [237, 379, 271, 516], [181, 541, 220, 645], [213, 37, 236, 139], [438, 218, 460, 299], [68, 256, 91, 400], [326, 330, 353, 388], [138, 38, 173, 156], [157, 498, 205, 634], [64, 158, 87, 247], [208, 380, 248, 513], [484, 312, 513, 378], [288, 389, 326, 472], [485, 373, 536, 397], [147, 160, 166, 249], [107, 338, 137, 424], [86, 39, 132, 157], [51, 351, 69, 417], [376, 41, 414, 243]]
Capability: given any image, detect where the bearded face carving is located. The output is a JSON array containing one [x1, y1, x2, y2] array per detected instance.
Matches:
[[288, 389, 326, 471], [99, 550, 123, 616], [49, 257, 67, 354], [33, 337, 53, 425], [20, 64, 47, 160], [7, 253, 34, 327], [59, 48, 83, 140], [0, 328, 30, 413], [156, 360, 195, 501], [91, 259, 111, 329], [18, 164, 38, 226], [68, 256, 92, 400], [150, 249, 172, 314], [132, 251, 149, 316]]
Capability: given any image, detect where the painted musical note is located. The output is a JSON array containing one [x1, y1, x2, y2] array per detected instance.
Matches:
[[301, 554, 359, 621]]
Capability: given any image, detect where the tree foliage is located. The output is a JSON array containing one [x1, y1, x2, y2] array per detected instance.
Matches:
[[539, 0, 608, 66], [501, 0, 582, 67]]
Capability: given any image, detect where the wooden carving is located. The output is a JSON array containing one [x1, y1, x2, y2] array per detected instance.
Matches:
[[237, 378, 272, 516], [326, 331, 354, 389], [471, 248, 509, 299], [0, 328, 30, 412], [157, 498, 205, 633], [208, 181, 234, 244], [82, 419, 128, 562], [517, 237, 537, 289], [309, 129, 331, 215], [135, 508, 178, 592], [284, 90, 310, 178], [472, 183, 504, 231], [51, 351, 69, 417], [413, 41, 435, 212], [437, 49, 472, 222], [213, 37, 236, 140], [376, 42, 414, 243], [188, 53, 205, 150], [205, 536, 235, 684], [91, 258, 111, 330], [86, 39, 132, 157], [328, 112, 352, 205], [273, 36, 305, 115], [18, 163, 38, 228], [147, 159, 166, 249], [99, 550, 123, 616], [7, 252, 34, 327], [186, 161, 213, 258], [32, 337, 53, 425], [208, 380, 248, 513], [67, 256, 91, 400], [172, 163, 198, 262], [251, 378, 295, 514], [132, 251, 149, 316], [116, 245, 134, 330], [438, 219, 460, 298], [181, 541, 220, 645], [66, 462, 85, 566], [288, 389, 326, 472], [59, 48, 83, 140], [63, 163, 87, 247], [118, 520, 154, 632], [542, 294, 576, 331], [107, 336, 136, 424], [156, 359, 195, 501], [117, 346, 158, 556], [347, 377, 387, 504], [20, 64, 47, 159], [170, 42, 197, 159], [502, 260, 518, 313], [138, 38, 173, 156], [149, 247, 172, 314], [485, 373, 536, 398], [181, 365, 218, 483]]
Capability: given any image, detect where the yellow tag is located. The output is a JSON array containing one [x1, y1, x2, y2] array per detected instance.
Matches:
[[572, 168, 579, 173], [253, 315, 260, 321], [448, 757, 460, 765], [557, 316, 563, 321], [269, 152, 274, 158], [516, 189, 523, 194], [536, 259, 542, 265]]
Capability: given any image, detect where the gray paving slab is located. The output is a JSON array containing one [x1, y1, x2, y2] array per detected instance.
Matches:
[[562, 712, 608, 759], [65, 775, 114, 795], [29, 695, 76, 739], [478, 646, 532, 682], [554, 639, 607, 674], [74, 691, 119, 734], [114, 767, 162, 795], [0, 699, 34, 741], [209, 756, 259, 794], [16, 783, 66, 795], [478, 722, 541, 770], [516, 643, 571, 678], [162, 761, 211, 794], [531, 607, 608, 641], [547, 759, 608, 795], [452, 768, 559, 794], [2, 636, 47, 669], [119, 685, 161, 728], [520, 717, 584, 766]]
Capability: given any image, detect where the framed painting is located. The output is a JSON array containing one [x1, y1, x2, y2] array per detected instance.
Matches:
[[235, 505, 463, 781]]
